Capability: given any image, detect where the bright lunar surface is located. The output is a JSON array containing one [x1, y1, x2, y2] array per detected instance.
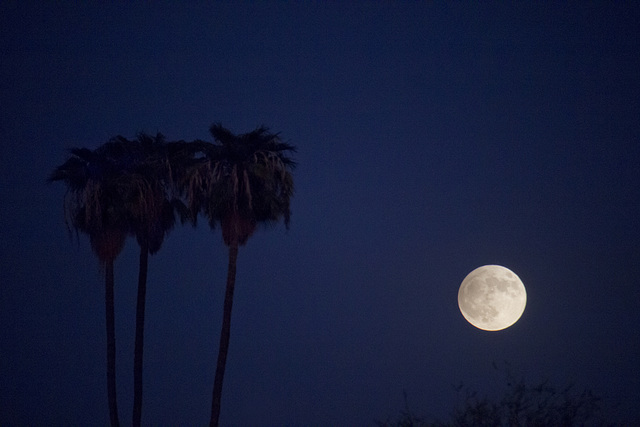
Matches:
[[458, 265, 527, 331]]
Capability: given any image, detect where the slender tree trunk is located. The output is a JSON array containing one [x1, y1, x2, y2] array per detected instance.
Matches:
[[133, 242, 148, 427], [105, 259, 120, 427], [210, 243, 239, 427]]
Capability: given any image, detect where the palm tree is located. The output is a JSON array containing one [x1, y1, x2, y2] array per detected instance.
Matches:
[[51, 135, 186, 426], [49, 144, 132, 427], [183, 124, 295, 426], [120, 133, 180, 427]]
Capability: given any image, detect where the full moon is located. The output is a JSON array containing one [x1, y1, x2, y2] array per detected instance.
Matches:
[[458, 265, 526, 331]]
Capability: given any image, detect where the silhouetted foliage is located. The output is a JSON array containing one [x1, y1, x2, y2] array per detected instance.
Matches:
[[377, 365, 605, 427]]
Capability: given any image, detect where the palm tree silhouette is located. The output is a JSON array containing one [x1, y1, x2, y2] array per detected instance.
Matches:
[[119, 133, 180, 427], [49, 143, 131, 426], [50, 134, 184, 426], [183, 124, 295, 427]]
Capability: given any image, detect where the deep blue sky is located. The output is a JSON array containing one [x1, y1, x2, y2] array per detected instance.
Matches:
[[2, 2, 639, 425]]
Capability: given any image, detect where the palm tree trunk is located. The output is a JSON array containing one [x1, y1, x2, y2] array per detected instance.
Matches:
[[105, 259, 120, 427], [133, 242, 148, 427], [210, 242, 239, 427]]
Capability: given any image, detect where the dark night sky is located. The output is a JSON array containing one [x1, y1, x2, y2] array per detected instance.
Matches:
[[1, 2, 639, 425]]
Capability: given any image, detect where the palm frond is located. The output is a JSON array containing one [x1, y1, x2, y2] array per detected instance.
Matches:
[[178, 124, 297, 245], [50, 133, 183, 259]]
